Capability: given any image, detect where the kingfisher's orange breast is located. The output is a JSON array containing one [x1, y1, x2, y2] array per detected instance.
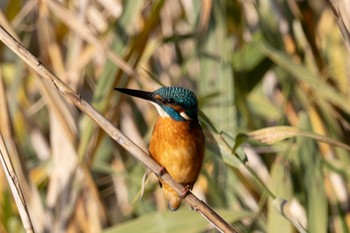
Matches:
[[149, 117, 204, 184], [149, 116, 204, 210]]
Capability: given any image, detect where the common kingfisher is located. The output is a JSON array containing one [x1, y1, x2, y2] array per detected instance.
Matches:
[[114, 86, 205, 211]]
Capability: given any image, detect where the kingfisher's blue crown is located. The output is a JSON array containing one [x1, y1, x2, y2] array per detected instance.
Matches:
[[153, 87, 198, 121]]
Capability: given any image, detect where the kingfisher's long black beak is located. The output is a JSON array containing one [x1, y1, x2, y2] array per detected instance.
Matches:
[[114, 88, 155, 102]]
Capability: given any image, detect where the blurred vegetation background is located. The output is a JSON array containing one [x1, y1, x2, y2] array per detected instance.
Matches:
[[1, 0, 350, 232]]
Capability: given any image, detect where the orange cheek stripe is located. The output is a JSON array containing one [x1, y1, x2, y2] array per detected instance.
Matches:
[[171, 105, 183, 112]]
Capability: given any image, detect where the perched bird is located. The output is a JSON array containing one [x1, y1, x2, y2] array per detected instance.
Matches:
[[115, 86, 205, 211]]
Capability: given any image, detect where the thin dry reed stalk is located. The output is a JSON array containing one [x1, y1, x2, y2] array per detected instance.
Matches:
[[0, 133, 35, 233]]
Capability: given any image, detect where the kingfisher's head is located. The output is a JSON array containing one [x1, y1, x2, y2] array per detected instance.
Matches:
[[114, 86, 198, 121]]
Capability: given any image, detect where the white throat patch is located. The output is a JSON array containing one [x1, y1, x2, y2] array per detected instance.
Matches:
[[150, 102, 170, 118], [149, 101, 193, 121]]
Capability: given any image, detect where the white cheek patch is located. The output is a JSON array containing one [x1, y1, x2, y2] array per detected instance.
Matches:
[[150, 102, 170, 118], [180, 111, 192, 120]]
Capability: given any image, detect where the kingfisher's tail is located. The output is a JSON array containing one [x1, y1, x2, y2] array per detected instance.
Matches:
[[161, 182, 182, 211]]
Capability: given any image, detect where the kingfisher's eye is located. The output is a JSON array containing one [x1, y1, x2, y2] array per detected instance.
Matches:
[[165, 98, 175, 104]]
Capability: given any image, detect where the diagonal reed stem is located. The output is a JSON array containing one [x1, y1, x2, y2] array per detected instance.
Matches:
[[0, 25, 238, 233], [0, 134, 35, 233]]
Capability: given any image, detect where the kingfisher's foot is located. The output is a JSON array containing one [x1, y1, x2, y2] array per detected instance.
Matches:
[[157, 166, 166, 177], [178, 185, 191, 198]]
